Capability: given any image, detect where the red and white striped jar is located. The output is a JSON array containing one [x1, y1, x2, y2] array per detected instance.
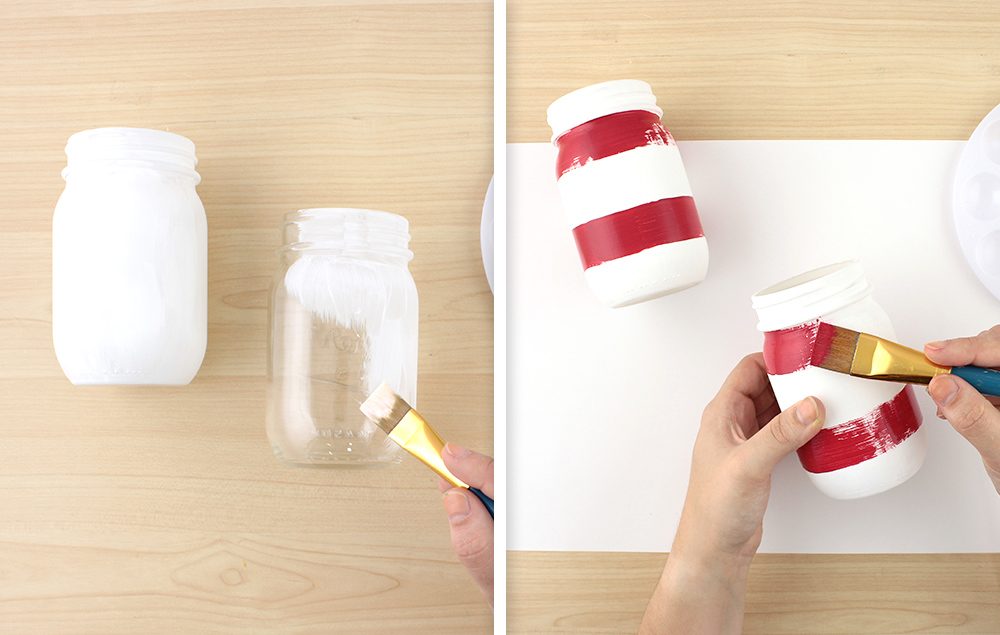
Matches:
[[751, 261, 926, 499], [547, 80, 709, 308]]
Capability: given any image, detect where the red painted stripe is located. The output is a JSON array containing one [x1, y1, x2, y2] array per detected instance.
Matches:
[[555, 110, 671, 177], [571, 196, 704, 269], [798, 386, 922, 473], [762, 320, 821, 375]]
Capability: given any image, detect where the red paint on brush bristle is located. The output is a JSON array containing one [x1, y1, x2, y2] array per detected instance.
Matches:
[[762, 320, 821, 375], [555, 110, 670, 177], [810, 321, 839, 367], [797, 386, 922, 473]]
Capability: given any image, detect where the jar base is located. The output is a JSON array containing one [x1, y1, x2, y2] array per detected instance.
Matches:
[[64, 372, 197, 386], [270, 445, 403, 468], [806, 425, 927, 499], [584, 236, 709, 308]]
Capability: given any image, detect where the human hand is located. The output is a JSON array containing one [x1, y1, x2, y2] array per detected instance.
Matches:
[[925, 326, 1000, 493], [438, 443, 494, 607], [641, 354, 824, 635], [673, 353, 825, 565]]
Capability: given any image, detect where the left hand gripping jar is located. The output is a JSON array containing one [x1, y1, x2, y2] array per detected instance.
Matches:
[[52, 127, 207, 385], [547, 80, 709, 308], [267, 208, 418, 466]]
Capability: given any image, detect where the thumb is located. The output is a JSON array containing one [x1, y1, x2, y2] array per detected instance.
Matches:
[[442, 487, 494, 607], [442, 443, 494, 498], [929, 374, 1000, 469], [739, 397, 825, 479]]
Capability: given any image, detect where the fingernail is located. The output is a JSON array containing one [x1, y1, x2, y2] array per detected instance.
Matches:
[[795, 397, 819, 426], [443, 489, 471, 521], [929, 375, 960, 407], [444, 443, 470, 458], [926, 340, 947, 351]]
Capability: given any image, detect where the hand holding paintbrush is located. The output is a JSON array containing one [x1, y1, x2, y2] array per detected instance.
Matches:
[[924, 327, 1000, 495], [360, 383, 494, 517], [360, 384, 495, 606], [815, 323, 1000, 493], [810, 322, 1000, 396]]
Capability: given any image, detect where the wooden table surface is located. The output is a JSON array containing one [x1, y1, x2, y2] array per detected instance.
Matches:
[[508, 1, 1000, 633], [0, 2, 492, 633]]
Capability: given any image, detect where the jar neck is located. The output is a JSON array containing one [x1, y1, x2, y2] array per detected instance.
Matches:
[[751, 261, 872, 331], [62, 127, 200, 183], [547, 79, 664, 143], [282, 208, 413, 266]]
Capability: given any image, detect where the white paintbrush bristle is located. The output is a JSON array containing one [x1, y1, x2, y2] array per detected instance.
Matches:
[[359, 382, 413, 435]]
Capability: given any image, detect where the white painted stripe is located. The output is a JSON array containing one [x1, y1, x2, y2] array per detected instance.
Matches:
[[767, 365, 904, 429], [582, 236, 708, 307], [556, 143, 693, 227]]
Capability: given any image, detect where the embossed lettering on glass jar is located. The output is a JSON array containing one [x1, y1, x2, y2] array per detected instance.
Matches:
[[52, 127, 207, 385], [751, 261, 926, 499], [547, 79, 709, 308], [267, 208, 418, 466]]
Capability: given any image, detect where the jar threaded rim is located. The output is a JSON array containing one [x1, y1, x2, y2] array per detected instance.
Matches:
[[751, 260, 871, 331], [63, 127, 199, 182]]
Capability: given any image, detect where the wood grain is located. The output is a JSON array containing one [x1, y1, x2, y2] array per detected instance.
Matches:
[[0, 1, 492, 633], [507, 1, 1000, 633], [509, 0, 1000, 142], [509, 552, 1000, 634]]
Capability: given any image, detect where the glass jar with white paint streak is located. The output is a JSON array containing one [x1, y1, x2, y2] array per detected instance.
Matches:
[[52, 127, 207, 385], [547, 80, 709, 308], [751, 261, 926, 499], [267, 208, 418, 466]]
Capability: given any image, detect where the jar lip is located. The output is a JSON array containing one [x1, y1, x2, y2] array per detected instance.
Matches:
[[63, 127, 199, 181], [547, 79, 663, 143], [286, 207, 409, 232], [751, 260, 871, 331], [283, 208, 412, 262], [66, 127, 196, 158]]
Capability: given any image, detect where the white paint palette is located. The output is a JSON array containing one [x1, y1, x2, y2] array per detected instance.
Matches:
[[953, 104, 1000, 301]]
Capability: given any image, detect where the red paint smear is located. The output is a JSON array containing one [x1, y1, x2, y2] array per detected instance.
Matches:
[[762, 320, 821, 375], [571, 196, 704, 269], [798, 386, 922, 473], [555, 110, 671, 177]]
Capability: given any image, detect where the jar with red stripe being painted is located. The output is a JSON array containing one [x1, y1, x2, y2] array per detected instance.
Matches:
[[751, 261, 926, 499], [546, 80, 709, 308]]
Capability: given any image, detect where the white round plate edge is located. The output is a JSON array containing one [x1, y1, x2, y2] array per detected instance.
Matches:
[[481, 177, 494, 293], [953, 103, 1000, 302]]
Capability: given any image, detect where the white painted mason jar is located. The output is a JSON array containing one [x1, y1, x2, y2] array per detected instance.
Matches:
[[547, 79, 709, 308], [751, 261, 926, 499], [52, 127, 207, 385], [267, 208, 418, 466]]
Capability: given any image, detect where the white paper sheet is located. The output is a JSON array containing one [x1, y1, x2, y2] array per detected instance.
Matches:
[[508, 140, 1000, 553]]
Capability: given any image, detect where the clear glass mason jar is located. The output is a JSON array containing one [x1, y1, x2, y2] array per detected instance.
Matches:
[[267, 208, 419, 466], [52, 127, 207, 385]]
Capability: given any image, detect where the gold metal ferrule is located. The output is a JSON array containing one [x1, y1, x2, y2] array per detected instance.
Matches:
[[853, 333, 952, 384], [388, 409, 469, 489]]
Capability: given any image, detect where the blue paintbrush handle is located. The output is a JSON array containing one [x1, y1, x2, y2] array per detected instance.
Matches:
[[470, 487, 494, 519], [952, 366, 1000, 397]]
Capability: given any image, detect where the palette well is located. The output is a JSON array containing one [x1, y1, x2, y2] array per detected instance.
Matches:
[[953, 104, 1000, 302], [508, 140, 1000, 554]]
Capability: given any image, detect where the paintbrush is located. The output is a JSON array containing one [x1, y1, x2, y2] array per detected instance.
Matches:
[[811, 322, 1000, 396], [360, 383, 494, 518]]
